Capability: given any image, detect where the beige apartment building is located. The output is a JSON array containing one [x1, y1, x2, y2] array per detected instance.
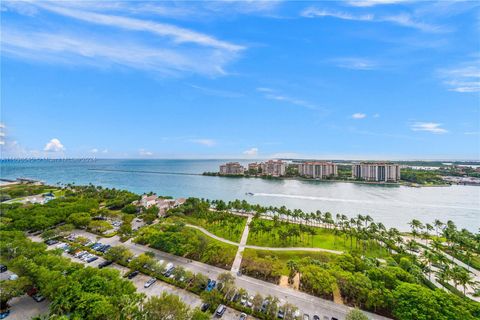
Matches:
[[260, 160, 286, 177], [352, 162, 401, 182], [219, 162, 245, 175], [299, 161, 338, 179]]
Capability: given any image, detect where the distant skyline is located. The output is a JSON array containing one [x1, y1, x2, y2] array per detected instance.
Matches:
[[1, 1, 479, 160]]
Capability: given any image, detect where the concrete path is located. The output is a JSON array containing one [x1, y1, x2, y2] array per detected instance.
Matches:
[[184, 224, 239, 246], [183, 222, 343, 255], [231, 215, 253, 273]]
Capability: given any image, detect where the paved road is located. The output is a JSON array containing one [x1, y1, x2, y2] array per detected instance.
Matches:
[[56, 244, 250, 320], [73, 230, 390, 320]]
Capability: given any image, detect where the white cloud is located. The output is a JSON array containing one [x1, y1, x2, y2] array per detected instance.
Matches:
[[333, 57, 377, 70], [44, 138, 65, 152], [464, 131, 479, 135], [301, 7, 445, 33], [352, 113, 367, 119], [32, 2, 244, 52], [90, 148, 98, 154], [373, 113, 380, 118], [438, 61, 480, 93], [139, 149, 153, 156], [257, 87, 317, 110], [301, 8, 373, 21], [190, 139, 216, 147], [410, 122, 448, 134], [102, 149, 109, 154], [243, 147, 258, 156], [1, 2, 244, 77], [346, 0, 409, 7], [2, 28, 240, 77]]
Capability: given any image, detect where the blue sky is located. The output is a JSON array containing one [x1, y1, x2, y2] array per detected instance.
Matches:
[[1, 0, 479, 160]]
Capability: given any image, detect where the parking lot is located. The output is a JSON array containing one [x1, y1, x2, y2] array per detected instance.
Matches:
[[55, 243, 251, 319], [6, 294, 49, 320]]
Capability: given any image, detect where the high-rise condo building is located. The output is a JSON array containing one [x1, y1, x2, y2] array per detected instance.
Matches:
[[219, 162, 245, 175], [299, 162, 338, 179], [352, 162, 401, 182]]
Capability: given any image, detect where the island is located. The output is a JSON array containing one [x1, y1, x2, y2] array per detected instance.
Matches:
[[204, 160, 480, 187]]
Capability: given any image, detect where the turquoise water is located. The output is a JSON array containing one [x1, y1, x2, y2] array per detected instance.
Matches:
[[1, 159, 479, 231]]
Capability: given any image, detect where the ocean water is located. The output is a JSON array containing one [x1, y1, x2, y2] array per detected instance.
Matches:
[[1, 159, 479, 232]]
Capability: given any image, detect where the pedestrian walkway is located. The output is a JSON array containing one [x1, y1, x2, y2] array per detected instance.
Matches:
[[231, 215, 252, 273]]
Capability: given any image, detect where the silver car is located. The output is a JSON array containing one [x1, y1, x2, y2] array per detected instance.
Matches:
[[144, 277, 156, 288]]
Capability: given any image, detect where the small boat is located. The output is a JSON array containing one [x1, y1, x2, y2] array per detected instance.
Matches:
[[245, 192, 254, 196]]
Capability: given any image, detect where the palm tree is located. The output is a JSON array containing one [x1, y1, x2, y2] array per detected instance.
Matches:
[[434, 219, 444, 237], [408, 219, 424, 240], [457, 269, 474, 296]]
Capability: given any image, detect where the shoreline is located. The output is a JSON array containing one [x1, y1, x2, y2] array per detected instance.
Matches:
[[203, 172, 452, 188]]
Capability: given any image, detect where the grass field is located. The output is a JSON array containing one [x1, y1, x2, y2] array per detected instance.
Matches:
[[247, 219, 390, 259], [165, 214, 247, 243]]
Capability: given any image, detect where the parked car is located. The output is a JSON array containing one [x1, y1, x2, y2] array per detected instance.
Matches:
[[0, 310, 10, 319], [126, 270, 139, 279], [144, 278, 156, 288], [240, 294, 247, 305], [239, 313, 247, 320], [246, 296, 253, 308], [98, 260, 113, 268], [277, 309, 285, 319], [45, 239, 58, 245], [0, 265, 7, 273], [86, 256, 98, 263], [206, 279, 216, 292], [200, 303, 210, 312], [32, 293, 45, 302], [303, 314, 310, 320], [231, 292, 240, 303], [164, 267, 175, 277], [313, 316, 320, 320], [215, 304, 226, 317], [260, 300, 269, 313], [8, 274, 18, 281]]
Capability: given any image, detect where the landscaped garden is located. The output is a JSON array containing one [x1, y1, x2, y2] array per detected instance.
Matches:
[[247, 218, 391, 258], [164, 211, 247, 243], [165, 197, 247, 242], [134, 221, 238, 269]]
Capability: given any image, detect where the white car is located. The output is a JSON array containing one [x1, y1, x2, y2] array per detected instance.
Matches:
[[144, 278, 156, 288]]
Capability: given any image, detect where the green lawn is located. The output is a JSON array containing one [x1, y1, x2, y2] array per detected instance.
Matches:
[[247, 219, 391, 259], [165, 215, 246, 243]]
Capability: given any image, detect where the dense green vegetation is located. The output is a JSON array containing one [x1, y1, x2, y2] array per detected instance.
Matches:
[[241, 249, 480, 319], [400, 168, 445, 185], [166, 197, 247, 242], [134, 222, 237, 269], [0, 231, 142, 319], [247, 218, 390, 258], [0, 183, 57, 202], [1, 183, 478, 320]]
